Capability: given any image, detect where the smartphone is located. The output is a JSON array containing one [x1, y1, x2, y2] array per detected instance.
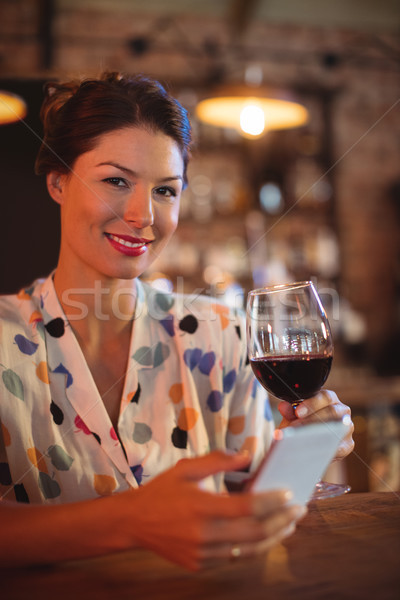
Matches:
[[246, 417, 351, 504]]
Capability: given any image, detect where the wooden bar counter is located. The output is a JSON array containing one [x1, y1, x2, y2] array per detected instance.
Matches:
[[2, 492, 399, 600]]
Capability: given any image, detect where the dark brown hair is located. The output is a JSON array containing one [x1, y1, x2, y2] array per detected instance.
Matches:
[[35, 71, 192, 186]]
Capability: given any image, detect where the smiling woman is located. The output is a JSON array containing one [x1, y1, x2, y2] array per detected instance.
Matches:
[[0, 71, 353, 571], [47, 126, 184, 284]]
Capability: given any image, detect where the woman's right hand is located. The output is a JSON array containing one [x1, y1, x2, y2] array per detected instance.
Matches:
[[118, 451, 306, 571]]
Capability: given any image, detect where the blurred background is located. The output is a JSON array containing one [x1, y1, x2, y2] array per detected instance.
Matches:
[[0, 0, 399, 492]]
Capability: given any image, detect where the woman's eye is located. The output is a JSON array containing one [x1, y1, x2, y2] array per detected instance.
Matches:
[[103, 177, 128, 188], [155, 186, 176, 198]]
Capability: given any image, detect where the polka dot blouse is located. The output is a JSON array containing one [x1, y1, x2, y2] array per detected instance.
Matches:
[[0, 274, 274, 504]]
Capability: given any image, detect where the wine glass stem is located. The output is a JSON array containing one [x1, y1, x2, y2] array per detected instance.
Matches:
[[291, 401, 302, 409]]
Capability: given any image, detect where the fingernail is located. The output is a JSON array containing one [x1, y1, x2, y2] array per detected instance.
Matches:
[[296, 405, 308, 418], [283, 490, 294, 502], [283, 522, 296, 537], [293, 505, 307, 519]]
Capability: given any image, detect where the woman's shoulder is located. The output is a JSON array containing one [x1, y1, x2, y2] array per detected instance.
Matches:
[[0, 278, 46, 326], [0, 291, 26, 323]]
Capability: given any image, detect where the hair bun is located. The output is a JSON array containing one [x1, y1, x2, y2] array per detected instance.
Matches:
[[100, 71, 124, 83], [40, 80, 80, 128]]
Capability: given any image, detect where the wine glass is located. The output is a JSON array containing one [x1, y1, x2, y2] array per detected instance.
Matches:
[[247, 281, 350, 500]]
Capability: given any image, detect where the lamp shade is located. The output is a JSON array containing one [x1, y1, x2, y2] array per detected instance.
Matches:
[[0, 90, 27, 125], [196, 85, 308, 137]]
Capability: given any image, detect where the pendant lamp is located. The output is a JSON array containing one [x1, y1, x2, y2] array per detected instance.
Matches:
[[0, 90, 27, 125], [196, 84, 309, 138]]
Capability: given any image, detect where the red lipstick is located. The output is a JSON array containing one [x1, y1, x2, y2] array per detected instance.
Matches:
[[105, 233, 153, 257]]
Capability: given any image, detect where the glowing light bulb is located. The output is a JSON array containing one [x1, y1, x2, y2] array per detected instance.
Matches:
[[239, 104, 265, 136], [0, 91, 27, 124]]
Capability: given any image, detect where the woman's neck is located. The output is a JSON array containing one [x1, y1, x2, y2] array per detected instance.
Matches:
[[53, 266, 137, 347]]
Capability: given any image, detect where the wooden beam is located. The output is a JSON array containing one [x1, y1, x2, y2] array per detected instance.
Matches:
[[227, 0, 261, 38]]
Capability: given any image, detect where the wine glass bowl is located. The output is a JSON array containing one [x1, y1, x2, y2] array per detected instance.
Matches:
[[247, 281, 333, 407], [247, 281, 350, 500]]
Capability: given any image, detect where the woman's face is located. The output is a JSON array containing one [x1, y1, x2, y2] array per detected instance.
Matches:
[[49, 126, 184, 282]]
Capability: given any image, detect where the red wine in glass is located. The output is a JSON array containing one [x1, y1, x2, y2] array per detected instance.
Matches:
[[250, 354, 333, 405], [247, 281, 350, 499]]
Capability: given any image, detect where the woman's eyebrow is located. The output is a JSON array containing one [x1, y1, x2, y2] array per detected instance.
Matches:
[[96, 161, 183, 183], [96, 161, 136, 176], [160, 176, 184, 183]]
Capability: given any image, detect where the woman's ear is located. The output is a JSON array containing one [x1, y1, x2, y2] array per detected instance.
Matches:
[[47, 172, 66, 205]]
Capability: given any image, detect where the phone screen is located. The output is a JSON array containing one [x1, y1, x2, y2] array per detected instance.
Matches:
[[247, 418, 350, 504]]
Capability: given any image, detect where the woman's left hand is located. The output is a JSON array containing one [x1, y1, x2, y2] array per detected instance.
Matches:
[[277, 390, 355, 460]]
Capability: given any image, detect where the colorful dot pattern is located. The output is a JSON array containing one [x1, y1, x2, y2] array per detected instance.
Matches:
[[0, 274, 273, 504]]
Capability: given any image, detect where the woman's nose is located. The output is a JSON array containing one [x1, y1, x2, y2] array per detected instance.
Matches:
[[123, 187, 154, 228]]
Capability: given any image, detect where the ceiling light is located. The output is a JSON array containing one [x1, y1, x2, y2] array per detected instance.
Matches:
[[0, 91, 27, 125], [196, 85, 308, 138]]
